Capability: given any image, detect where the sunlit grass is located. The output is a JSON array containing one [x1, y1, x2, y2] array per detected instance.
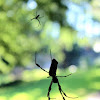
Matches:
[[10, 93, 32, 100], [0, 68, 100, 100], [0, 96, 6, 100], [22, 69, 49, 82]]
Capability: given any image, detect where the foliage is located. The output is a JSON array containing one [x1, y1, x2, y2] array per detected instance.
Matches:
[[0, 0, 100, 73], [0, 0, 74, 73]]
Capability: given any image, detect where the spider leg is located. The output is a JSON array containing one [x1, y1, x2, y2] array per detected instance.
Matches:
[[57, 81, 65, 100], [37, 19, 41, 26], [35, 11, 37, 16], [39, 16, 44, 19], [50, 49, 52, 63], [47, 80, 55, 100], [57, 73, 72, 77], [35, 53, 49, 73], [61, 89, 78, 99], [58, 81, 78, 99], [31, 18, 36, 21]]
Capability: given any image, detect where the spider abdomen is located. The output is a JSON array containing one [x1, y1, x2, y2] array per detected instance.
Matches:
[[53, 76, 58, 83], [36, 15, 39, 19]]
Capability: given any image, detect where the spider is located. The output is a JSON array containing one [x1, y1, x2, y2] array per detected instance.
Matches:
[[35, 51, 78, 100], [31, 11, 43, 26]]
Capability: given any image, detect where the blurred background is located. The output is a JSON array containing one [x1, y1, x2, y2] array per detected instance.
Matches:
[[0, 0, 100, 100]]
